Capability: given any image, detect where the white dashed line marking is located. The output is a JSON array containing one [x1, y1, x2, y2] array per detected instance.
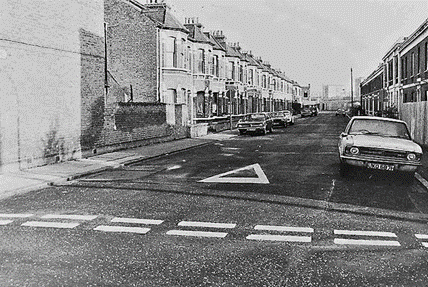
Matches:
[[94, 225, 151, 234], [0, 220, 13, 225], [22, 221, 80, 229], [111, 217, 164, 225], [254, 225, 314, 233], [0, 213, 33, 218], [41, 214, 98, 221], [334, 238, 401, 246], [247, 234, 311, 242], [178, 221, 236, 229], [166, 230, 228, 238], [415, 234, 428, 240], [334, 230, 397, 237]]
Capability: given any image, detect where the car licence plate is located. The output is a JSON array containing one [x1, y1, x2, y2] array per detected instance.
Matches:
[[367, 162, 394, 171]]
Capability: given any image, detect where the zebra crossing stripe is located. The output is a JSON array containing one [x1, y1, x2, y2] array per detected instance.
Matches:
[[94, 225, 150, 234], [0, 213, 33, 218], [334, 230, 397, 237], [0, 220, 13, 225], [41, 214, 98, 221], [166, 230, 228, 238], [178, 221, 236, 229], [247, 234, 311, 242], [254, 225, 313, 233], [111, 218, 163, 225], [415, 234, 428, 240], [334, 238, 400, 246], [22, 221, 80, 229]]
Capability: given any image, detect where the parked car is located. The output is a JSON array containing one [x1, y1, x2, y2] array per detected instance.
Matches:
[[283, 110, 295, 125], [338, 116, 423, 182], [300, 108, 312, 118], [237, 113, 273, 135], [271, 111, 287, 128], [336, 108, 345, 116], [310, 107, 318, 116]]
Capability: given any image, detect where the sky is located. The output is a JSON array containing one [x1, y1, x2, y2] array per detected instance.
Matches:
[[157, 0, 427, 95]]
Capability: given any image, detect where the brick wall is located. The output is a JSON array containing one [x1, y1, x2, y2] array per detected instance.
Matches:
[[0, 0, 104, 172], [105, 0, 158, 103]]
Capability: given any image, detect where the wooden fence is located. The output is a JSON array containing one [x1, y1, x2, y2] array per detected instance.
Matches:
[[401, 102, 428, 146]]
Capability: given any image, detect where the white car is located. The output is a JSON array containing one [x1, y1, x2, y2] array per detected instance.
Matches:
[[338, 116, 423, 181], [282, 110, 295, 125]]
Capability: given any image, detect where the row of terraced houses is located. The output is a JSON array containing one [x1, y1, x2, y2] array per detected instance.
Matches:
[[361, 18, 428, 145], [0, 0, 307, 173]]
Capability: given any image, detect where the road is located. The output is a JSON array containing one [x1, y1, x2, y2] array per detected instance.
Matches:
[[1, 112, 428, 286]]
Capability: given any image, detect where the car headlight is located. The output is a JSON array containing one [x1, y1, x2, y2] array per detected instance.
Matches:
[[252, 123, 263, 127], [349, 147, 359, 155], [407, 153, 416, 161]]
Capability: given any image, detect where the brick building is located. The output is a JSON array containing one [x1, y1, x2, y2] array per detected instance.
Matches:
[[0, 0, 104, 172], [360, 65, 384, 116]]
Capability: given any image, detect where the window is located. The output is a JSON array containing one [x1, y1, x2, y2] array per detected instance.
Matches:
[[411, 52, 414, 76], [214, 55, 219, 77], [197, 49, 205, 73], [417, 47, 420, 74], [163, 37, 176, 67], [426, 42, 428, 71], [422, 90, 427, 102]]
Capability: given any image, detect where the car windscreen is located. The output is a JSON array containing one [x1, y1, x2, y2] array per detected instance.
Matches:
[[243, 114, 266, 121], [272, 112, 283, 117], [348, 119, 410, 139]]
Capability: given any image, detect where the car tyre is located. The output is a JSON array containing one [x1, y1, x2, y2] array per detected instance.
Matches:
[[239, 130, 245, 135]]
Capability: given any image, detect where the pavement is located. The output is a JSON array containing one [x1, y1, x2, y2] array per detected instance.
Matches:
[[0, 137, 213, 200]]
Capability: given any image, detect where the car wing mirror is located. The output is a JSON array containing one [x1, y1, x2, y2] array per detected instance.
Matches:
[[340, 132, 348, 138]]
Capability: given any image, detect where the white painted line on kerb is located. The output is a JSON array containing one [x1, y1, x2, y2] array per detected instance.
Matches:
[[111, 218, 164, 225], [254, 225, 314, 233], [41, 214, 98, 221], [415, 234, 428, 240], [22, 221, 80, 229], [334, 230, 397, 237], [0, 220, 13, 225], [0, 213, 33, 218], [166, 230, 228, 238], [94, 225, 150, 234], [334, 238, 401, 246], [247, 234, 311, 242], [178, 221, 236, 229]]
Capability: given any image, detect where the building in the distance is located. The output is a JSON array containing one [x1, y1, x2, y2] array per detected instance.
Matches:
[[321, 84, 349, 110]]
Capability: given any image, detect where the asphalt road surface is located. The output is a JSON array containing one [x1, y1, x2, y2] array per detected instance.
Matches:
[[1, 112, 428, 286]]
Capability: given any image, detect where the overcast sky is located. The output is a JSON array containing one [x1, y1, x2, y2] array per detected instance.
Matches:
[[161, 0, 427, 94]]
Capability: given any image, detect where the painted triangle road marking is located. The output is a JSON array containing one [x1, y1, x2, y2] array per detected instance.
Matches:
[[198, 163, 269, 184]]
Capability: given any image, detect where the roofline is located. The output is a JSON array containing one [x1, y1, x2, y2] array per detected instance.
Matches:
[[361, 64, 383, 86], [399, 18, 428, 52]]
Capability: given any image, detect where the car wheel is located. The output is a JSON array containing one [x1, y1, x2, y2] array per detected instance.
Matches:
[[339, 162, 350, 177], [239, 130, 245, 135]]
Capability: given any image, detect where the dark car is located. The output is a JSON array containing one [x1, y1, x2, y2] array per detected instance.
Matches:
[[300, 108, 312, 118], [271, 111, 287, 128], [237, 113, 273, 135], [310, 107, 318, 116], [336, 108, 345, 116]]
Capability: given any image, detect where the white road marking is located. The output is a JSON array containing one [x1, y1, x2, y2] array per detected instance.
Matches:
[[415, 234, 428, 240], [334, 230, 397, 237], [166, 165, 181, 170], [166, 230, 228, 238], [422, 242, 428, 248], [94, 225, 150, 234], [415, 173, 428, 191], [178, 221, 236, 229], [254, 225, 314, 233], [0, 213, 33, 218], [247, 234, 311, 242], [199, 163, 269, 184], [0, 220, 13, 225], [111, 218, 164, 225], [41, 214, 98, 221], [334, 238, 401, 246], [22, 221, 80, 229]]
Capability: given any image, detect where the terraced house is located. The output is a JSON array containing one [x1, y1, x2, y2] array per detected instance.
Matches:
[[361, 18, 428, 145]]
